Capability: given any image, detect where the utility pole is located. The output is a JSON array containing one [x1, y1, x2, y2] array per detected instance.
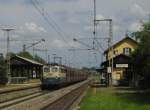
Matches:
[[109, 19, 113, 86], [22, 38, 45, 59], [48, 54, 50, 64], [23, 44, 26, 52], [57, 57, 62, 64], [23, 38, 45, 52], [52, 54, 56, 63], [1, 28, 14, 83], [63, 57, 66, 65], [54, 56, 62, 64], [93, 0, 96, 50]]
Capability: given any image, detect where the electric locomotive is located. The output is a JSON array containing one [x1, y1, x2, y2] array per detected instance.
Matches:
[[42, 65, 66, 88], [41, 64, 88, 89]]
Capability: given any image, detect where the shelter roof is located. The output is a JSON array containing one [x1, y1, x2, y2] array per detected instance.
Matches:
[[11, 55, 43, 66], [101, 54, 132, 66]]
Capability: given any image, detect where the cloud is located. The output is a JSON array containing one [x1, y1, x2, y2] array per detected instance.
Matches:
[[131, 4, 147, 17], [24, 22, 46, 33], [129, 21, 143, 32], [68, 18, 79, 24], [113, 25, 122, 33], [49, 39, 80, 49], [15, 22, 46, 39], [58, 0, 79, 2], [68, 41, 81, 48], [0, 0, 150, 67], [51, 39, 66, 48], [84, 25, 93, 31], [0, 31, 5, 39]]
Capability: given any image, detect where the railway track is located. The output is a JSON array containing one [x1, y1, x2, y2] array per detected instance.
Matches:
[[42, 81, 88, 110], [0, 91, 47, 109], [0, 84, 41, 103], [0, 80, 90, 110]]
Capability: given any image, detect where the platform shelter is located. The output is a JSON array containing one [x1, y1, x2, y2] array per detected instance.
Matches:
[[10, 55, 43, 79]]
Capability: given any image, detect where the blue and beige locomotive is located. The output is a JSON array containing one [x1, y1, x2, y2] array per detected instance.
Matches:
[[41, 64, 88, 89]]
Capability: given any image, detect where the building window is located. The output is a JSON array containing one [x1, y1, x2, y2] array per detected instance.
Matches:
[[123, 48, 131, 55], [113, 50, 118, 55]]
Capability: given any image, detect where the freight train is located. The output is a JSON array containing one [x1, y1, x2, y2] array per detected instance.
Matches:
[[41, 64, 88, 89]]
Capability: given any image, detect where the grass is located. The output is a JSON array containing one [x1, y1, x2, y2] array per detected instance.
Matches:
[[80, 88, 150, 110]]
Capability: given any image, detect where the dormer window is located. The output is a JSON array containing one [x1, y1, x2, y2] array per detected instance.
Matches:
[[123, 48, 131, 55]]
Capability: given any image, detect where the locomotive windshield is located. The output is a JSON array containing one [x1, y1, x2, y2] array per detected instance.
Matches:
[[43, 67, 50, 72], [51, 67, 58, 72], [60, 68, 65, 73]]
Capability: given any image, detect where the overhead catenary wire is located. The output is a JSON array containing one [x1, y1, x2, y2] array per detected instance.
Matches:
[[32, 0, 100, 54], [31, 0, 102, 67], [34, 0, 72, 38], [94, 21, 105, 52], [30, 0, 72, 48]]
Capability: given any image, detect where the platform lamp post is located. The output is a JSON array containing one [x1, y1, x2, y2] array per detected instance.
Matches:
[[1, 28, 14, 84]]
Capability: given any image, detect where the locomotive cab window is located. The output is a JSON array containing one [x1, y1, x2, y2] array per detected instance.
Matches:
[[51, 67, 58, 72], [43, 67, 50, 72], [60, 68, 65, 73]]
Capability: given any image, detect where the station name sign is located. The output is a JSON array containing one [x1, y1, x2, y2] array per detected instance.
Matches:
[[107, 67, 112, 73], [116, 64, 128, 68]]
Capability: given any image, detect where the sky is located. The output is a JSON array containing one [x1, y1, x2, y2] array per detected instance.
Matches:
[[0, 0, 149, 68]]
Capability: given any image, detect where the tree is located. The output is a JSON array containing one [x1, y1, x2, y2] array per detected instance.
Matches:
[[17, 51, 46, 64], [17, 51, 33, 60], [9, 52, 16, 58], [132, 21, 150, 88], [0, 53, 5, 66], [0, 52, 16, 84], [34, 54, 46, 64]]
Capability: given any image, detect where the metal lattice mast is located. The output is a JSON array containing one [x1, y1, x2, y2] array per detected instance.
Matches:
[[109, 19, 113, 86], [95, 19, 113, 86]]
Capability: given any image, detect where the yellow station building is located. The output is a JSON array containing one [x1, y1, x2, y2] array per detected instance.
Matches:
[[101, 37, 138, 86]]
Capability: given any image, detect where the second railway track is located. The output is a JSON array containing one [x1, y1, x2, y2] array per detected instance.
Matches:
[[0, 91, 48, 109], [0, 84, 41, 103], [0, 79, 90, 110]]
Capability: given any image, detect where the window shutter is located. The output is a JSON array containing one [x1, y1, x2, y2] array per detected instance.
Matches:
[[129, 48, 131, 55], [123, 48, 125, 54]]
